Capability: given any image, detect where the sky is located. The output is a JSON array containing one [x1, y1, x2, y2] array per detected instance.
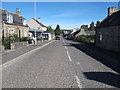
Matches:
[[2, 0, 120, 2], [2, 2, 119, 29]]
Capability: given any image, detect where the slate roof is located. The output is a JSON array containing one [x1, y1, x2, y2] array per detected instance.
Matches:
[[97, 11, 120, 28], [32, 18, 47, 27], [29, 29, 44, 33], [0, 8, 28, 27], [73, 30, 80, 36]]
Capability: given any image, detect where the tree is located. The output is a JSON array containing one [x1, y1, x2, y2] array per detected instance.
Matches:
[[84, 25, 88, 31], [96, 21, 101, 26], [47, 26, 54, 34], [89, 22, 95, 31], [54, 25, 61, 35], [81, 25, 88, 31]]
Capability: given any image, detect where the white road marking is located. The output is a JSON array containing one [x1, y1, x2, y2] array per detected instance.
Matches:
[[67, 51, 72, 62], [75, 75, 82, 88], [63, 39, 72, 62], [63, 39, 82, 88], [63, 39, 65, 43], [76, 62, 80, 65], [1, 40, 54, 68], [65, 46, 67, 50]]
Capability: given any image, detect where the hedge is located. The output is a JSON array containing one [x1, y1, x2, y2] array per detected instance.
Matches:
[[76, 35, 95, 44]]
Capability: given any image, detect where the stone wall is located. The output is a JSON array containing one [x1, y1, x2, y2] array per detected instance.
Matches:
[[11, 41, 28, 49], [3, 24, 29, 38], [95, 25, 120, 52]]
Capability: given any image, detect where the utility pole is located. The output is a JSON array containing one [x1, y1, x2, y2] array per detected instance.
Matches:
[[34, 0, 37, 44]]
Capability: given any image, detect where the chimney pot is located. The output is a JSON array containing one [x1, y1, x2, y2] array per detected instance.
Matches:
[[16, 8, 20, 16], [38, 18, 41, 22]]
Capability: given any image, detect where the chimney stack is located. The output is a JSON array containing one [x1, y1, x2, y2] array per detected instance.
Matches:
[[37, 18, 41, 22], [16, 8, 20, 16], [108, 7, 118, 16]]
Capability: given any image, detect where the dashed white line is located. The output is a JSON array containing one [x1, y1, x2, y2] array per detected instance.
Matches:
[[65, 46, 67, 50], [75, 75, 82, 88], [63, 39, 65, 43], [63, 39, 82, 88], [63, 39, 72, 62], [67, 51, 72, 62]]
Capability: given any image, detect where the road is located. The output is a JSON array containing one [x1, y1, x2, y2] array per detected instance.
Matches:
[[2, 37, 120, 88]]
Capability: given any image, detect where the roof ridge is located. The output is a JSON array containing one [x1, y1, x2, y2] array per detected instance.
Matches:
[[0, 8, 26, 19], [32, 18, 47, 27]]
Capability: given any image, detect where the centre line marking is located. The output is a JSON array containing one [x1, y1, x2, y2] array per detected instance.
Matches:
[[65, 46, 67, 50], [75, 75, 82, 88], [67, 51, 72, 62], [63, 39, 65, 43]]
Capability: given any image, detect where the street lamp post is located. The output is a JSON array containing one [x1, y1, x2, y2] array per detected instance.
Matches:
[[34, 0, 37, 44]]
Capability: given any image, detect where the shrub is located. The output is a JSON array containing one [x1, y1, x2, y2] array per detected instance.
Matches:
[[76, 35, 95, 43], [21, 37, 28, 41], [3, 38, 11, 49], [0, 40, 2, 45], [76, 35, 86, 42], [89, 40, 94, 43], [14, 35, 20, 42]]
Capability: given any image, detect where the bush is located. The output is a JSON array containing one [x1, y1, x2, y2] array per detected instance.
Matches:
[[14, 35, 20, 42], [89, 40, 94, 43], [76, 35, 95, 43], [2, 36, 29, 49], [21, 37, 28, 41], [76, 35, 86, 42], [0, 40, 2, 45], [3, 38, 11, 49]]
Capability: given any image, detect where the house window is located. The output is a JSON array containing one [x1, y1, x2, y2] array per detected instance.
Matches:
[[20, 29, 22, 37], [38, 27, 41, 29], [23, 20, 26, 26], [17, 29, 20, 37], [99, 33, 103, 42], [9, 28, 14, 35], [24, 29, 27, 37], [7, 13, 13, 23]]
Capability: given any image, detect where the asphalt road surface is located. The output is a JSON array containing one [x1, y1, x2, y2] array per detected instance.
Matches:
[[2, 37, 120, 88]]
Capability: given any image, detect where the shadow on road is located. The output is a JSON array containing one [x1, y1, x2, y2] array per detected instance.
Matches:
[[69, 43, 120, 74], [63, 44, 71, 46], [83, 72, 120, 88]]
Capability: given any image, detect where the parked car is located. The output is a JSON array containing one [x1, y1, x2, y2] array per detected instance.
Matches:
[[55, 36, 60, 40]]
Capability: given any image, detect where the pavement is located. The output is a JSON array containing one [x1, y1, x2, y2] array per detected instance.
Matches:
[[1, 37, 120, 88], [2, 41, 51, 64]]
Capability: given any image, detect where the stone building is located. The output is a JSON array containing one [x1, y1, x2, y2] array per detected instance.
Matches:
[[95, 7, 120, 52], [1, 8, 29, 39], [0, 10, 2, 41], [75, 30, 95, 38]]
